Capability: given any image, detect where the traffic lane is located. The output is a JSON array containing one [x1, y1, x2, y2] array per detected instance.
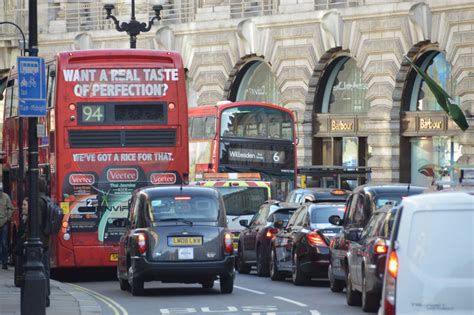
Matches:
[[235, 273, 374, 315], [72, 271, 374, 315]]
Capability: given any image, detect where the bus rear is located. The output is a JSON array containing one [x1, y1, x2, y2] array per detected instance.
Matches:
[[52, 50, 188, 268]]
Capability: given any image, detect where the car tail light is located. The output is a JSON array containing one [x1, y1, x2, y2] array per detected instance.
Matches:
[[265, 228, 278, 239], [374, 239, 388, 254], [224, 233, 233, 254], [136, 233, 147, 256], [306, 231, 327, 247], [383, 250, 398, 315]]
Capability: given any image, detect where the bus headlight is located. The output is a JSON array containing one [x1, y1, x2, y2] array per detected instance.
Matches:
[[63, 233, 71, 241]]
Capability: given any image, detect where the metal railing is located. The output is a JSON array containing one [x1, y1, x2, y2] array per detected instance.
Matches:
[[1, 0, 369, 36]]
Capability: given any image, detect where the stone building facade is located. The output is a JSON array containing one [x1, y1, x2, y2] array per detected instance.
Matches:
[[1, 0, 473, 185]]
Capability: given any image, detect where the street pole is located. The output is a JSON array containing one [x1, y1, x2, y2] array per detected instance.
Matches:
[[104, 1, 163, 49], [21, 0, 46, 314]]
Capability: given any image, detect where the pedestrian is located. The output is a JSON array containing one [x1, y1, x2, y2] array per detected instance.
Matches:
[[21, 197, 29, 224], [38, 176, 51, 307], [0, 183, 14, 270], [13, 197, 29, 287]]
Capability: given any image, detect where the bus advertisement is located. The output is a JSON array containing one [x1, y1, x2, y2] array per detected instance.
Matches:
[[2, 49, 189, 270], [189, 102, 297, 200]]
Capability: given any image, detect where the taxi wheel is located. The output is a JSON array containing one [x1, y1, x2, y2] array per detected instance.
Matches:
[[119, 278, 130, 291], [202, 281, 214, 289], [220, 275, 234, 294], [128, 266, 144, 296]]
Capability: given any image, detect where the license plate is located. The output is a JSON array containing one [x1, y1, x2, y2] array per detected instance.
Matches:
[[109, 253, 118, 262], [170, 237, 202, 246]]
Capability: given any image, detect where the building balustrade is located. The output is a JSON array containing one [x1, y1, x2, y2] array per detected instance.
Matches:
[[0, 0, 374, 37]]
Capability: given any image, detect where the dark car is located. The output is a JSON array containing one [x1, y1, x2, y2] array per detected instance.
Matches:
[[236, 200, 298, 277], [270, 202, 345, 285], [346, 205, 398, 312], [285, 188, 350, 205], [327, 184, 425, 295], [116, 186, 235, 296]]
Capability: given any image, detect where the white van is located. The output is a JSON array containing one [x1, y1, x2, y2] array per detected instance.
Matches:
[[379, 190, 474, 315]]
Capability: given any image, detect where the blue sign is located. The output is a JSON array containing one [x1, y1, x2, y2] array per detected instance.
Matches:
[[17, 56, 47, 117]]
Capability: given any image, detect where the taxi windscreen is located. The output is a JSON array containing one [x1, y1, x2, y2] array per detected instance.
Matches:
[[150, 196, 219, 222]]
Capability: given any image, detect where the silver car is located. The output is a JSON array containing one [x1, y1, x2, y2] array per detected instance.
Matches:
[[116, 186, 235, 295]]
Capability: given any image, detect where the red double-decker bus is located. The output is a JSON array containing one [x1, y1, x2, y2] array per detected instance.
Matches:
[[2, 49, 189, 270], [189, 102, 297, 200]]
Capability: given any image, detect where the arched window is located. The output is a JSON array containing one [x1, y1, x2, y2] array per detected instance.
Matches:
[[321, 57, 369, 114], [409, 52, 458, 111], [233, 60, 279, 104]]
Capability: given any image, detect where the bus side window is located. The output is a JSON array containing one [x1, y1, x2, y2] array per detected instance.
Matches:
[[5, 79, 15, 118]]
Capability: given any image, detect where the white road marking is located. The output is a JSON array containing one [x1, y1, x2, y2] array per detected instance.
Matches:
[[273, 296, 308, 307], [310, 310, 322, 315], [234, 285, 266, 295]]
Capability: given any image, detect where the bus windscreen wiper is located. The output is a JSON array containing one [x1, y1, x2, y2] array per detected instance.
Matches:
[[158, 218, 193, 226]]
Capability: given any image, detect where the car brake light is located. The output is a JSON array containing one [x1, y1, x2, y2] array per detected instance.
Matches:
[[387, 250, 398, 278], [375, 244, 387, 254], [136, 233, 147, 255], [383, 250, 398, 315], [306, 231, 327, 247], [224, 233, 233, 253], [265, 228, 278, 239]]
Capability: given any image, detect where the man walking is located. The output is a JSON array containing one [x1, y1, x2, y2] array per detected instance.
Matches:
[[0, 183, 14, 269]]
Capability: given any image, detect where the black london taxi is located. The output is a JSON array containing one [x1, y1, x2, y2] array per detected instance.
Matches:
[[116, 186, 235, 295]]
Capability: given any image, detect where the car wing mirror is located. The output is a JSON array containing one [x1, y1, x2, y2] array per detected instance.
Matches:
[[239, 219, 249, 228], [329, 215, 343, 226]]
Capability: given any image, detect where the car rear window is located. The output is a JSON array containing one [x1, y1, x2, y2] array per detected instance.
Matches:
[[271, 208, 297, 222], [407, 210, 474, 279], [151, 196, 219, 222], [310, 205, 346, 224]]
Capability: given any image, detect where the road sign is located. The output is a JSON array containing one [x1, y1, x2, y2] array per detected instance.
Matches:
[[17, 56, 47, 117]]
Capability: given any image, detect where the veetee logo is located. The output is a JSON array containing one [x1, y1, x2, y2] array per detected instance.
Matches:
[[150, 173, 177, 185], [69, 174, 95, 185], [107, 168, 139, 182]]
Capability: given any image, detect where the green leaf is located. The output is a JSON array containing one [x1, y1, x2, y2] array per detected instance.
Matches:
[[404, 56, 469, 131]]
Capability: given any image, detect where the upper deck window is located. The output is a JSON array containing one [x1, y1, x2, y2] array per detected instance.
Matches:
[[220, 106, 293, 141]]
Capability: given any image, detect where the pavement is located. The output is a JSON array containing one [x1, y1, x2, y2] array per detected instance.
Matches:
[[0, 267, 103, 315]]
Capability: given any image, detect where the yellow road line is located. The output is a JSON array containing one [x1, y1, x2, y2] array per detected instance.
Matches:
[[67, 282, 129, 315]]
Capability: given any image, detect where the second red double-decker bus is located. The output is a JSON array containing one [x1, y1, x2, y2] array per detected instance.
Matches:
[[189, 101, 297, 200], [2, 49, 189, 270]]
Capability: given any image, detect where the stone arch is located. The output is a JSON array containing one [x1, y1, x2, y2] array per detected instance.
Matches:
[[222, 53, 267, 101]]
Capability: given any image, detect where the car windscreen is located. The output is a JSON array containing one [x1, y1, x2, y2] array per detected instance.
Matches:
[[310, 205, 346, 224], [217, 187, 268, 216], [150, 196, 219, 222]]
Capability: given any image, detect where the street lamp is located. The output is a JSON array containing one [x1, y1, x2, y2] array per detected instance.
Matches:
[[0, 21, 27, 55], [104, 0, 163, 49]]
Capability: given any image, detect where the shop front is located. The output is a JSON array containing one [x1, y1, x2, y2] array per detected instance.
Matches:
[[311, 54, 371, 188], [400, 50, 463, 186]]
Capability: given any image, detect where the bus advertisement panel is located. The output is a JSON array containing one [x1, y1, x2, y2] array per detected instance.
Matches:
[[2, 50, 189, 269], [189, 102, 297, 199]]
